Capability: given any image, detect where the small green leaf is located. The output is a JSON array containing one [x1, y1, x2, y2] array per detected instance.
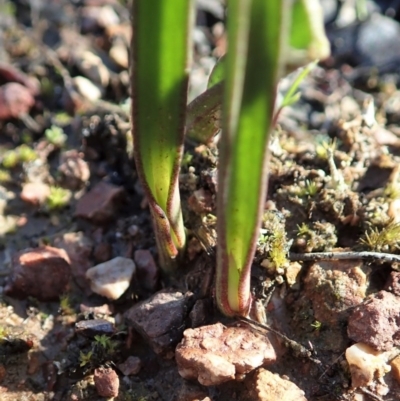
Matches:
[[280, 61, 317, 108], [207, 55, 225, 89]]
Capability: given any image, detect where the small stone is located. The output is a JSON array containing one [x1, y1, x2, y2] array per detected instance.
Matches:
[[75, 50, 110, 87], [125, 289, 194, 357], [20, 182, 51, 206], [347, 291, 400, 351], [75, 318, 114, 337], [58, 150, 90, 190], [134, 250, 159, 291], [109, 38, 129, 69], [0, 82, 35, 120], [54, 232, 93, 292], [285, 262, 302, 288], [128, 224, 139, 237], [345, 342, 391, 388], [94, 367, 119, 398], [384, 271, 400, 296], [81, 5, 120, 31], [175, 323, 276, 386], [390, 355, 400, 384], [72, 76, 103, 102], [244, 368, 307, 401], [79, 303, 113, 316], [75, 181, 125, 224], [117, 356, 141, 376], [5, 246, 70, 301], [86, 257, 135, 300]]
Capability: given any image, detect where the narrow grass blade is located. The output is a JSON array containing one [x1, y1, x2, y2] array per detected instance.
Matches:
[[216, 0, 288, 316], [131, 1, 193, 269]]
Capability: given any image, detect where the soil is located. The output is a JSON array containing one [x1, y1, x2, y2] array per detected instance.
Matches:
[[2, 1, 400, 400]]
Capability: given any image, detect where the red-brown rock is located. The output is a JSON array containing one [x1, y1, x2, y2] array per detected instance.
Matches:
[[175, 323, 276, 386], [58, 150, 90, 190], [384, 271, 400, 296], [93, 367, 119, 398], [117, 356, 141, 376], [348, 290, 400, 351], [125, 290, 194, 358], [5, 246, 70, 301], [244, 369, 308, 401], [0, 82, 35, 120], [20, 182, 51, 206], [75, 181, 125, 224], [134, 249, 159, 291], [54, 232, 93, 292]]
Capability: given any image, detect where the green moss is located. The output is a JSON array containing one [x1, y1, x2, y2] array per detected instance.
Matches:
[[259, 211, 290, 270], [361, 221, 400, 252]]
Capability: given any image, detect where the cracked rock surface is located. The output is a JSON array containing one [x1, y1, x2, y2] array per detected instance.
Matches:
[[125, 289, 194, 357], [243, 368, 308, 401], [347, 290, 400, 351], [175, 322, 276, 386]]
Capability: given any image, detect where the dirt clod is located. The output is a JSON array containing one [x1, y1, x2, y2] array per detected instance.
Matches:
[[304, 260, 369, 325], [175, 322, 276, 386]]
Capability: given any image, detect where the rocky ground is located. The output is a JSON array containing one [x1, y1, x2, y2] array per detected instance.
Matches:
[[3, 0, 400, 400]]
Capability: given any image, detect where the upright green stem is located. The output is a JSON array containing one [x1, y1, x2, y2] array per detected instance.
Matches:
[[130, 0, 193, 270], [216, 0, 287, 316]]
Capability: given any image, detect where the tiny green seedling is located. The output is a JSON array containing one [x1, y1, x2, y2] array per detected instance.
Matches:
[[1, 144, 37, 169], [93, 335, 118, 353], [44, 125, 67, 147], [79, 350, 93, 367], [311, 320, 322, 331], [59, 294, 74, 316], [2, 151, 22, 169], [46, 186, 71, 210]]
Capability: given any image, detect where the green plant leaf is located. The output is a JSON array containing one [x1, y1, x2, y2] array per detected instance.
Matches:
[[186, 81, 223, 143], [280, 61, 317, 108], [287, 0, 330, 67], [207, 55, 225, 89], [131, 0, 193, 269], [216, 0, 288, 316]]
